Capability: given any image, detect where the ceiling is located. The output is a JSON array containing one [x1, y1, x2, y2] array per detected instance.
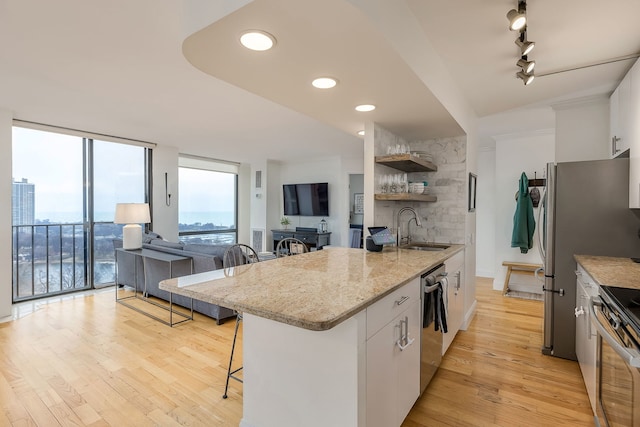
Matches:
[[1, 0, 640, 164]]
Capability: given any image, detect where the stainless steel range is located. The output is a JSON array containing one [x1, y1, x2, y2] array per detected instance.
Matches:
[[589, 285, 640, 426]]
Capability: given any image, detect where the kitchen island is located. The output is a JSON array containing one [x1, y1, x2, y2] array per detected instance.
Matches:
[[160, 245, 464, 427]]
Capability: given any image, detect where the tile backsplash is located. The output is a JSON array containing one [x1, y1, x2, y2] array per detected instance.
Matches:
[[373, 124, 466, 245]]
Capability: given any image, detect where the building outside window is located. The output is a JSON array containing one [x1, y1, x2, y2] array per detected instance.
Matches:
[[11, 125, 150, 301], [12, 178, 35, 225]]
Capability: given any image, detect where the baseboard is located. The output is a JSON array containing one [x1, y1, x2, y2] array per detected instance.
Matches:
[[475, 270, 494, 278], [460, 299, 477, 331]]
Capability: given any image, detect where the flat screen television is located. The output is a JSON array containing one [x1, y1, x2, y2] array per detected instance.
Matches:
[[283, 182, 329, 216]]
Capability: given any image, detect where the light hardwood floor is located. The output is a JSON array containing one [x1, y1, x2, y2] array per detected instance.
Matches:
[[0, 278, 594, 426]]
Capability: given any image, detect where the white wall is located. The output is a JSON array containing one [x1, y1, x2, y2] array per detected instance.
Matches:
[[266, 160, 282, 250], [151, 145, 179, 240], [0, 109, 12, 319], [476, 147, 496, 278], [249, 161, 268, 252], [553, 95, 609, 162], [492, 131, 555, 291], [272, 156, 354, 249]]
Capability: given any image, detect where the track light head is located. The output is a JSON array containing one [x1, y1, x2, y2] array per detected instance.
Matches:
[[515, 38, 535, 56], [517, 58, 535, 73], [517, 71, 535, 85], [507, 9, 526, 31]]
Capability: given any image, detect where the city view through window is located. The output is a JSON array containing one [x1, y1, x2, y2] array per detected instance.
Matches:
[[178, 166, 237, 245], [12, 128, 239, 302], [11, 127, 147, 301]]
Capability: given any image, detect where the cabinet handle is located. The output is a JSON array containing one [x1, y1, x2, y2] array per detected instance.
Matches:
[[396, 337, 415, 351], [396, 316, 415, 351], [395, 295, 410, 306], [612, 136, 621, 156]]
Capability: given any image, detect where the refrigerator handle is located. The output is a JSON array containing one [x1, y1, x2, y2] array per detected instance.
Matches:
[[535, 267, 544, 282], [536, 189, 546, 263]]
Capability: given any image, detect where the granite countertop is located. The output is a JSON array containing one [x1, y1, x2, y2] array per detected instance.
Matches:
[[160, 245, 464, 331], [574, 254, 640, 290]]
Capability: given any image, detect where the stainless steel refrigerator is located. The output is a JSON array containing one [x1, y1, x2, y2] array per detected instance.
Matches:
[[539, 158, 640, 360]]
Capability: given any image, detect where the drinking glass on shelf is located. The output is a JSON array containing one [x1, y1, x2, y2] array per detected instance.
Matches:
[[389, 174, 398, 193], [400, 173, 408, 193], [379, 175, 389, 193]]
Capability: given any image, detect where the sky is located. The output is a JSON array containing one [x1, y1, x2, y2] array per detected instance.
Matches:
[[13, 126, 235, 223]]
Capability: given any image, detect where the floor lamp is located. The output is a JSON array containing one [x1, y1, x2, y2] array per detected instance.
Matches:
[[114, 203, 151, 250]]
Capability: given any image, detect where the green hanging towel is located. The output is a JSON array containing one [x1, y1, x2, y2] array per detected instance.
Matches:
[[511, 172, 536, 254]]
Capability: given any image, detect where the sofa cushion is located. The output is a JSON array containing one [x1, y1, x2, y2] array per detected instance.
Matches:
[[183, 243, 231, 259], [149, 239, 184, 250]]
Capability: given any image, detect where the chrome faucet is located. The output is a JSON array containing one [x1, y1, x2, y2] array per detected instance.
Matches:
[[396, 207, 422, 246]]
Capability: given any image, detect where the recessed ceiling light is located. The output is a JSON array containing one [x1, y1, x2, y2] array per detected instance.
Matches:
[[239, 30, 276, 51], [312, 77, 338, 89], [357, 130, 365, 136], [355, 104, 376, 112]]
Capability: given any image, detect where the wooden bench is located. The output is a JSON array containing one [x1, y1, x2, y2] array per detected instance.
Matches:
[[502, 261, 543, 295]]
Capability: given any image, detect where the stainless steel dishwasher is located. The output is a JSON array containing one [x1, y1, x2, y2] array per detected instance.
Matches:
[[420, 264, 446, 394]]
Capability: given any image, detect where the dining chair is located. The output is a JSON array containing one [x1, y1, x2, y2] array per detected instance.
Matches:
[[222, 243, 260, 399], [275, 237, 309, 257]]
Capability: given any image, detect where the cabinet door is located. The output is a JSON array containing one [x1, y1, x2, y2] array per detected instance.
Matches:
[[396, 300, 421, 424], [610, 84, 620, 157], [610, 74, 632, 158], [628, 58, 640, 208], [575, 268, 597, 415], [366, 316, 397, 427], [443, 252, 465, 354], [366, 299, 420, 427]]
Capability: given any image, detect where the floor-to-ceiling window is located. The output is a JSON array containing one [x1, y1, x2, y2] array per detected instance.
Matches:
[[11, 125, 150, 301], [178, 156, 238, 244], [92, 139, 148, 287]]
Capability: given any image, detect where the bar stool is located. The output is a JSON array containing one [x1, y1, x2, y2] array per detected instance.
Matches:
[[222, 243, 260, 399], [275, 237, 309, 257]]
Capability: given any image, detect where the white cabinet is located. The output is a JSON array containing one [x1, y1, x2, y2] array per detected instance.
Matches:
[[443, 251, 465, 354], [575, 264, 598, 415], [628, 58, 640, 208], [609, 72, 632, 158], [366, 277, 421, 427]]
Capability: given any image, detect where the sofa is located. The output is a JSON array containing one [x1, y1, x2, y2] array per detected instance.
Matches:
[[113, 233, 236, 324]]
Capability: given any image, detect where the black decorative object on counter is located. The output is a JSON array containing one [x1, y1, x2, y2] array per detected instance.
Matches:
[[365, 236, 383, 252]]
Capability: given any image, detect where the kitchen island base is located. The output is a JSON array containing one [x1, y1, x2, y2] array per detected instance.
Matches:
[[240, 312, 366, 427]]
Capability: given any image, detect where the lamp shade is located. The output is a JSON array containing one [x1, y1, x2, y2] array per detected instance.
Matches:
[[114, 203, 151, 224]]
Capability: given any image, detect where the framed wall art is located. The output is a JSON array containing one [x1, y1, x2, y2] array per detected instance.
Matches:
[[354, 193, 364, 214]]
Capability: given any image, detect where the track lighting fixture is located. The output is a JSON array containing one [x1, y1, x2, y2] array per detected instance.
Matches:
[[506, 1, 527, 31], [517, 58, 535, 74], [515, 38, 535, 56], [507, 1, 536, 85], [516, 71, 535, 85]]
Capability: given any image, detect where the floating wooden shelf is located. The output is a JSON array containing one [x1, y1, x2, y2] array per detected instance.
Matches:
[[375, 193, 437, 202], [375, 154, 437, 172]]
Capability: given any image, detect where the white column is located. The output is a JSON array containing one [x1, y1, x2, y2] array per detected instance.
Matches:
[[0, 109, 13, 319]]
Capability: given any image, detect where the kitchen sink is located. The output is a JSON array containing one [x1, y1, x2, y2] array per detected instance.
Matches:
[[400, 242, 450, 251]]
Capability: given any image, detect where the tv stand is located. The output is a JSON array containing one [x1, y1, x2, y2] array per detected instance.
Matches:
[[272, 228, 331, 251]]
